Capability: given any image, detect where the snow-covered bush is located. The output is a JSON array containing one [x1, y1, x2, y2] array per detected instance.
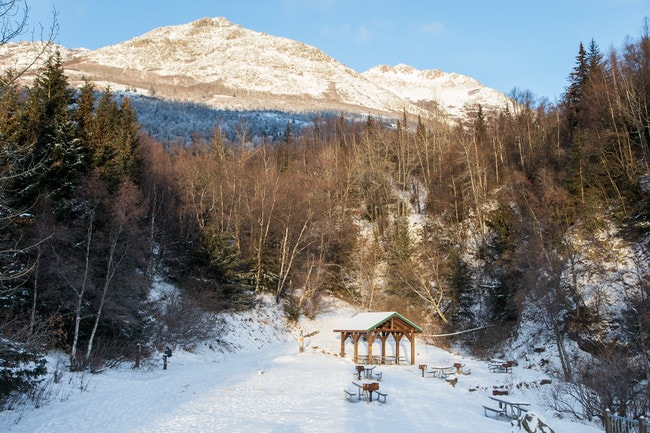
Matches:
[[0, 339, 47, 408]]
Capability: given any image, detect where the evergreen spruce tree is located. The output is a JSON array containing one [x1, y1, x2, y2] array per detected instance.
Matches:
[[446, 247, 474, 325], [88, 89, 141, 188], [564, 43, 590, 203], [565, 42, 588, 132], [15, 52, 82, 208], [0, 72, 27, 176], [75, 81, 97, 170], [199, 224, 254, 308], [115, 96, 141, 182], [90, 87, 120, 177], [0, 72, 32, 314]]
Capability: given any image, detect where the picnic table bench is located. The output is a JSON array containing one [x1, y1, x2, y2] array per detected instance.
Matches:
[[483, 405, 507, 419], [484, 396, 530, 420], [375, 390, 388, 403], [344, 389, 357, 402]]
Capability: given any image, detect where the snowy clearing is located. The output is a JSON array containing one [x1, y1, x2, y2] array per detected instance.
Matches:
[[1, 297, 602, 433]]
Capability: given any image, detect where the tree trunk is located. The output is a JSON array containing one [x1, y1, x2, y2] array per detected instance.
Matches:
[[71, 210, 94, 369], [553, 317, 572, 381], [85, 225, 124, 362]]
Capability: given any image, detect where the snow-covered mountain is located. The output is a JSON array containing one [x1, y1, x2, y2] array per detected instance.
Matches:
[[363, 63, 513, 118], [1, 17, 510, 120]]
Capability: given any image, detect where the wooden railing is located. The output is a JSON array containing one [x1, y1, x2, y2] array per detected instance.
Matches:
[[605, 409, 648, 433]]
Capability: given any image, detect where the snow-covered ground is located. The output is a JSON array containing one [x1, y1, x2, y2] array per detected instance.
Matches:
[[1, 296, 602, 433]]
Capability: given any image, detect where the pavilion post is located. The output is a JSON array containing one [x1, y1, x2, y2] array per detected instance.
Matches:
[[367, 332, 376, 365], [394, 333, 403, 362], [380, 334, 388, 359], [410, 332, 416, 365], [340, 332, 348, 358]]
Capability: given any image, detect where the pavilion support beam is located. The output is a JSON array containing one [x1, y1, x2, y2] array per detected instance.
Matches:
[[407, 332, 416, 365], [339, 332, 350, 358], [394, 333, 403, 362], [379, 334, 388, 359], [352, 333, 360, 363], [367, 332, 376, 365]]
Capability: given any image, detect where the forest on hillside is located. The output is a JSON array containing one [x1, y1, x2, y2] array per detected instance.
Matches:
[[1, 1, 649, 422]]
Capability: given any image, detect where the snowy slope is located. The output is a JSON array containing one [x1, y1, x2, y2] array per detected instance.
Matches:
[[62, 17, 428, 117], [2, 17, 510, 120], [0, 295, 601, 433], [363, 64, 512, 118]]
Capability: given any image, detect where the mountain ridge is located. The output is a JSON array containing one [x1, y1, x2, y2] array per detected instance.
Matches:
[[1, 17, 511, 120]]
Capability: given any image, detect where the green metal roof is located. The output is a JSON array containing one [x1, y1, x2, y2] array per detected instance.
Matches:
[[334, 311, 423, 332]]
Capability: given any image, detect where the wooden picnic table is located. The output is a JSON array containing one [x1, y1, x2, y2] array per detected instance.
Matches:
[[487, 396, 530, 419], [488, 359, 514, 373], [354, 365, 377, 380], [352, 381, 381, 402], [426, 366, 455, 378], [362, 365, 376, 379]]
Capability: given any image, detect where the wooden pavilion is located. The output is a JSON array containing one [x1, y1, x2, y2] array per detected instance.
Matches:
[[334, 311, 423, 365]]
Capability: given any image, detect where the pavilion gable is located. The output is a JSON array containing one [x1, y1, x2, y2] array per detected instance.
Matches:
[[334, 311, 422, 333]]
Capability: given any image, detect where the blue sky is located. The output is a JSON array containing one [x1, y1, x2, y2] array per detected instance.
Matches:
[[21, 0, 648, 101]]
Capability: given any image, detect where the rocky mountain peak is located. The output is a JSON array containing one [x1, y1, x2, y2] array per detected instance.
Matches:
[[2, 17, 511, 120]]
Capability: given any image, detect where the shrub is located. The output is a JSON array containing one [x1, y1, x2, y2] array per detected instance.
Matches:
[[0, 339, 47, 407]]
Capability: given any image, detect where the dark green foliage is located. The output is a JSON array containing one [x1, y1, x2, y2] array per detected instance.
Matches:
[[384, 217, 417, 301], [483, 206, 520, 322], [195, 225, 255, 309], [486, 282, 518, 323], [10, 52, 83, 209], [388, 217, 413, 265], [86, 89, 142, 189], [0, 54, 150, 375], [0, 340, 47, 405], [446, 247, 474, 325]]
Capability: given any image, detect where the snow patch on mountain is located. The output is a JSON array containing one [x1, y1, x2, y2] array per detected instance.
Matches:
[[363, 63, 512, 118], [2, 17, 511, 121], [66, 17, 427, 117]]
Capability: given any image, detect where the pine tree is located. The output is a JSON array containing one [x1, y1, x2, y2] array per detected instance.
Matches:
[[14, 52, 82, 208], [586, 38, 604, 77], [75, 81, 97, 170], [0, 71, 26, 174], [88, 89, 141, 188], [90, 87, 119, 175], [564, 42, 593, 203], [446, 247, 474, 325], [115, 96, 141, 182], [0, 72, 32, 314], [565, 42, 588, 132]]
